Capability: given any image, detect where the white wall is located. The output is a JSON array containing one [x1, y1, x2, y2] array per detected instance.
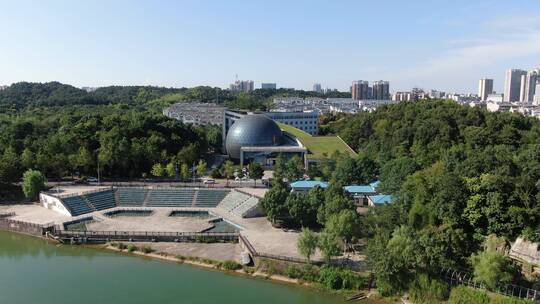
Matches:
[[40, 193, 72, 216]]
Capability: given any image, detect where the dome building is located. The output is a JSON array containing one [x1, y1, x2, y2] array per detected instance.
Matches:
[[224, 113, 307, 167]]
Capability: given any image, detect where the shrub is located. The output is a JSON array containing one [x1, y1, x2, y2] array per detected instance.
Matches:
[[243, 266, 255, 274], [140, 245, 154, 254], [318, 266, 368, 290], [284, 264, 321, 282], [221, 260, 242, 271], [408, 273, 449, 304], [210, 168, 222, 179], [448, 286, 490, 304], [117, 242, 127, 250], [127, 244, 136, 252], [471, 251, 514, 290]]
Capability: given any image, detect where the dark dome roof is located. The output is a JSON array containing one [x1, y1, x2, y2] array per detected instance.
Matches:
[[226, 114, 283, 159]]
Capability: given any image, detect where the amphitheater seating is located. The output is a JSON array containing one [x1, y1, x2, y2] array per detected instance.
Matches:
[[194, 189, 230, 207], [146, 188, 196, 207], [218, 191, 251, 211], [62, 196, 93, 216], [231, 197, 260, 218], [116, 188, 148, 206], [85, 190, 116, 211]]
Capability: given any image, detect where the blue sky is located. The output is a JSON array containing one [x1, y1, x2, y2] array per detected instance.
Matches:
[[1, 0, 539, 93]]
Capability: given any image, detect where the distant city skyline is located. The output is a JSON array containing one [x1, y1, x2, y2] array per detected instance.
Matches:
[[0, 0, 539, 93]]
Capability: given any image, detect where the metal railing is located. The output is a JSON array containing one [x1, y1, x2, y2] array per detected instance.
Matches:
[[54, 229, 238, 238], [439, 267, 540, 300]]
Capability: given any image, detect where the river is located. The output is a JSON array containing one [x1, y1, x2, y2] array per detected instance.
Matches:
[[0, 231, 348, 304]]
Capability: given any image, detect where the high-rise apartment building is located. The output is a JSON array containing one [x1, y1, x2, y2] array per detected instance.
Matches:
[[261, 83, 277, 89], [521, 69, 540, 103], [478, 78, 494, 101], [313, 83, 322, 93], [504, 69, 527, 102], [230, 80, 254, 92], [534, 81, 540, 105], [352, 80, 390, 100], [372, 80, 390, 100], [351, 80, 369, 100]]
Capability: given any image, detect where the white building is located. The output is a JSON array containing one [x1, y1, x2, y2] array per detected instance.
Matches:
[[265, 111, 319, 135], [534, 81, 540, 105], [504, 69, 527, 102], [478, 78, 494, 101], [486, 93, 504, 103], [522, 69, 540, 103]]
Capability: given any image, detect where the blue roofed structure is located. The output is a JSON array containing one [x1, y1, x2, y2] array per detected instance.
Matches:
[[369, 180, 381, 190], [368, 194, 394, 205], [290, 180, 328, 192], [344, 185, 377, 194]]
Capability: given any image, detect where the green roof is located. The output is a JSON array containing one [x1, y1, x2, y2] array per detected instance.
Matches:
[[277, 122, 357, 159]]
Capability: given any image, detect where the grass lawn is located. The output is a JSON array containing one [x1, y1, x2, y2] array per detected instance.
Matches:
[[278, 122, 357, 159]]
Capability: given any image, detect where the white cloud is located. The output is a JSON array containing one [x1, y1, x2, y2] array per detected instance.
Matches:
[[397, 13, 540, 92]]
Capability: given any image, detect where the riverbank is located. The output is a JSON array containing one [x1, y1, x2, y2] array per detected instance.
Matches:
[[100, 241, 377, 301]]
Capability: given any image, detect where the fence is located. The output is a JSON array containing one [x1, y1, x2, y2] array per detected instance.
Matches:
[[52, 228, 239, 244], [439, 268, 540, 301]]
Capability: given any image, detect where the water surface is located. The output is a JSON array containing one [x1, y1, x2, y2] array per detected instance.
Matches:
[[0, 231, 346, 304]]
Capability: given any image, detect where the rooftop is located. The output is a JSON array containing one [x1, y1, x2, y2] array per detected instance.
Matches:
[[368, 194, 394, 205], [344, 185, 377, 194], [290, 180, 328, 189], [277, 122, 356, 159]]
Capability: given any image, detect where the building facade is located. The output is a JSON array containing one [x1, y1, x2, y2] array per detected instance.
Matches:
[[230, 80, 254, 92], [521, 69, 540, 103], [504, 69, 527, 102], [534, 81, 540, 105], [478, 78, 494, 101], [313, 83, 322, 93], [265, 111, 319, 135], [351, 80, 369, 100], [372, 80, 390, 100], [261, 83, 277, 89], [163, 102, 226, 125]]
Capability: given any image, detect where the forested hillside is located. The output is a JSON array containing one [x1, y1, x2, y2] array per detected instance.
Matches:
[[326, 100, 540, 295]]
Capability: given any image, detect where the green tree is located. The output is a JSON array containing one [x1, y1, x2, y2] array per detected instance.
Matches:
[[71, 147, 93, 176], [22, 169, 47, 200], [470, 250, 513, 290], [285, 155, 304, 182], [286, 187, 323, 228], [165, 162, 176, 177], [325, 209, 362, 248], [0, 148, 21, 185], [297, 228, 318, 263], [273, 154, 287, 181], [379, 156, 418, 194], [222, 160, 235, 186], [196, 160, 207, 178], [180, 163, 190, 181], [318, 231, 341, 263], [151, 163, 165, 177], [259, 181, 289, 222], [248, 162, 264, 186], [20, 148, 35, 170], [177, 143, 199, 166], [317, 184, 355, 225]]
